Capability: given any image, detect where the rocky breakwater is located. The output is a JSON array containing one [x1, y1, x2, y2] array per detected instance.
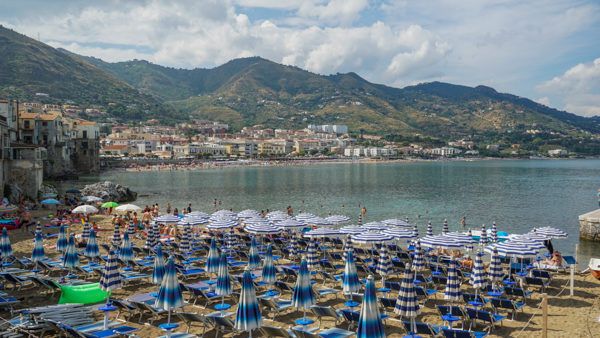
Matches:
[[579, 209, 600, 241], [81, 181, 137, 202]]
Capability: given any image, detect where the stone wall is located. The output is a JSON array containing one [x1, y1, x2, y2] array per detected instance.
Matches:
[[579, 209, 600, 241]]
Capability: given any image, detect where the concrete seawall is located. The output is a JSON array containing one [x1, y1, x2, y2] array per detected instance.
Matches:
[[579, 209, 600, 241]]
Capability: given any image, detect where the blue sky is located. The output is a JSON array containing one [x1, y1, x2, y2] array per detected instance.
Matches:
[[1, 0, 598, 116]]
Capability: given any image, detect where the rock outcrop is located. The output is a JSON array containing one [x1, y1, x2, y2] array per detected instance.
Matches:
[[81, 181, 137, 202]]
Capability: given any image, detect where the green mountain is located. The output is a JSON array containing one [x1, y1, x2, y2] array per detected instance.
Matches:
[[0, 25, 178, 121], [1, 25, 599, 138]]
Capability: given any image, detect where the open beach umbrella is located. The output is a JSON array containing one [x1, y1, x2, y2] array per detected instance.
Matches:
[[31, 231, 45, 263], [491, 222, 498, 243], [382, 218, 411, 227], [188, 211, 210, 218], [248, 237, 261, 269], [395, 264, 420, 336], [412, 241, 425, 272], [207, 218, 238, 230], [362, 222, 389, 231], [178, 217, 207, 226], [84, 229, 100, 260], [292, 258, 316, 322], [238, 209, 261, 219], [351, 232, 394, 245], [304, 227, 342, 238], [41, 198, 61, 205], [531, 226, 568, 239], [471, 251, 487, 297], [326, 214, 350, 225], [82, 195, 103, 203], [426, 221, 433, 237], [119, 232, 134, 263], [235, 266, 262, 336], [72, 205, 98, 214], [276, 218, 306, 229], [382, 228, 416, 240], [179, 223, 192, 256], [357, 275, 386, 338], [111, 223, 121, 247], [101, 201, 119, 208], [114, 204, 141, 214], [66, 188, 81, 194], [484, 241, 538, 258], [488, 248, 504, 288], [63, 234, 79, 271], [1, 228, 13, 261], [343, 235, 354, 262], [56, 225, 68, 252], [442, 219, 449, 234], [206, 237, 220, 275], [508, 236, 546, 251], [216, 252, 232, 311], [339, 225, 365, 235], [479, 224, 488, 245], [343, 251, 361, 296], [295, 213, 316, 223], [155, 257, 184, 325], [306, 240, 319, 270], [244, 223, 281, 235], [155, 214, 181, 224], [444, 260, 462, 302], [376, 245, 392, 284], [152, 245, 166, 285], [262, 244, 277, 285], [307, 217, 334, 227]]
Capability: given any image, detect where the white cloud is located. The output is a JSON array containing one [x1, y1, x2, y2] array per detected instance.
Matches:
[[537, 58, 600, 117]]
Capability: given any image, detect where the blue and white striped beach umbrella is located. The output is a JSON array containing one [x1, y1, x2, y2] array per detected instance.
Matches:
[[508, 236, 546, 250], [154, 214, 181, 224], [357, 275, 385, 338], [31, 231, 45, 262], [84, 229, 100, 259], [488, 248, 504, 285], [382, 218, 411, 227], [292, 258, 316, 313], [357, 214, 363, 225], [307, 217, 333, 227], [212, 209, 237, 219], [420, 234, 469, 249], [288, 235, 299, 258], [376, 245, 392, 283], [491, 222, 498, 243], [326, 214, 350, 225], [146, 222, 158, 248], [100, 248, 122, 292], [179, 223, 192, 255], [412, 241, 425, 272], [188, 211, 210, 218], [82, 222, 91, 241], [225, 229, 236, 251], [207, 218, 238, 230], [442, 219, 449, 234], [444, 260, 462, 302], [119, 232, 134, 262], [306, 240, 319, 270], [56, 225, 68, 252], [276, 218, 306, 229], [152, 245, 166, 285], [339, 225, 365, 235], [178, 217, 207, 226], [352, 232, 394, 245], [471, 251, 487, 292], [304, 227, 342, 238], [206, 237, 220, 275], [479, 224, 488, 245], [343, 235, 354, 262], [151, 222, 160, 246], [216, 253, 232, 297], [127, 222, 135, 235], [248, 237, 261, 269], [343, 251, 361, 295], [245, 223, 281, 235], [155, 257, 184, 324], [466, 229, 474, 252], [294, 213, 316, 223], [382, 228, 415, 240], [362, 222, 389, 231], [262, 244, 277, 285], [235, 267, 262, 333], [426, 221, 433, 236], [531, 226, 568, 239], [0, 228, 13, 260], [111, 223, 121, 247], [62, 234, 79, 269], [395, 264, 420, 336], [484, 242, 538, 258], [238, 209, 261, 219]]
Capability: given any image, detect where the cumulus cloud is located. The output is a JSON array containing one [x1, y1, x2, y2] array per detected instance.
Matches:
[[537, 58, 600, 117]]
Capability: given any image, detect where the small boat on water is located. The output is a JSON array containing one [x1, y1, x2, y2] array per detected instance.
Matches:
[[589, 258, 600, 280]]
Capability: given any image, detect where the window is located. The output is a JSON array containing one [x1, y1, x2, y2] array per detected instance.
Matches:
[[82, 130, 88, 138], [24, 120, 30, 129], [42, 121, 48, 127]]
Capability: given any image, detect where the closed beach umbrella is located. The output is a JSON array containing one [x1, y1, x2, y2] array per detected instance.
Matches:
[[225, 229, 236, 251], [442, 219, 449, 234], [152, 245, 166, 285], [262, 244, 277, 285], [119, 232, 134, 262], [101, 201, 119, 208], [151, 222, 160, 247], [56, 225, 68, 252], [471, 251, 487, 296], [84, 229, 100, 260], [395, 264, 419, 336], [145, 222, 156, 248], [343, 235, 354, 262], [248, 237, 261, 269], [444, 260, 462, 302], [179, 223, 192, 256], [376, 245, 392, 284], [154, 214, 181, 224], [31, 231, 45, 263], [491, 222, 498, 243], [357, 275, 386, 338], [288, 235, 299, 258], [412, 224, 418, 238], [111, 223, 121, 247], [100, 248, 122, 293], [292, 258, 316, 321], [426, 221, 433, 236], [127, 222, 135, 235], [488, 248, 504, 287], [306, 240, 319, 270], [343, 251, 361, 295], [63, 234, 79, 269], [155, 257, 184, 325], [81, 222, 91, 241], [72, 205, 98, 214], [216, 253, 232, 308], [0, 228, 13, 260], [412, 241, 425, 272], [206, 237, 220, 275], [479, 224, 488, 245], [235, 266, 262, 335]]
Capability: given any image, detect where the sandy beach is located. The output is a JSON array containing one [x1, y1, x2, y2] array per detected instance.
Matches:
[[1, 211, 599, 338]]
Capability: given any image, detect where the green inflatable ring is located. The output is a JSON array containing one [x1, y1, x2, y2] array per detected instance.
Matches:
[[58, 283, 109, 304]]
